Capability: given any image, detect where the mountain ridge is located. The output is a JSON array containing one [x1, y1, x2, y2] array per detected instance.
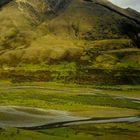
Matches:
[[0, 0, 140, 84]]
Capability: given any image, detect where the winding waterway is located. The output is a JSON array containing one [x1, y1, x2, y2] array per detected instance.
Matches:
[[0, 106, 140, 130]]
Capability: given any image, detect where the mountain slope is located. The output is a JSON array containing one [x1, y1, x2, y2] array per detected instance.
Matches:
[[0, 0, 12, 7], [0, 0, 140, 84]]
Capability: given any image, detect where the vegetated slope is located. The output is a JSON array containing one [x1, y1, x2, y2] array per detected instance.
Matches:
[[126, 8, 140, 20], [0, 0, 140, 84]]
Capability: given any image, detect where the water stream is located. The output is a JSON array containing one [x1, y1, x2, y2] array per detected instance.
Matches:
[[0, 106, 140, 130]]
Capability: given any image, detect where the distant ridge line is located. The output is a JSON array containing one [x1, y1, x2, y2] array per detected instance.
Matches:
[[94, 2, 140, 25]]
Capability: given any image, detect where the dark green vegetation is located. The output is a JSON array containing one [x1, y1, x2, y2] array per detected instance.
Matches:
[[0, 0, 140, 84], [0, 82, 140, 140], [0, 122, 140, 140]]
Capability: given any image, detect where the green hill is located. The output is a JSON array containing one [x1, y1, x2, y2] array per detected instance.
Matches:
[[0, 0, 140, 84]]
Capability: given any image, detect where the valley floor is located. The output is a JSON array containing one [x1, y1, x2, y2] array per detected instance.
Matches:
[[0, 82, 140, 140]]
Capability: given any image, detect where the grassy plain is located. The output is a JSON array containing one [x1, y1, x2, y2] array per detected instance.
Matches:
[[0, 82, 140, 140]]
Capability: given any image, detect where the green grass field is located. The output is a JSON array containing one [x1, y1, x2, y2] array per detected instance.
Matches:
[[0, 122, 140, 140], [0, 82, 140, 140]]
